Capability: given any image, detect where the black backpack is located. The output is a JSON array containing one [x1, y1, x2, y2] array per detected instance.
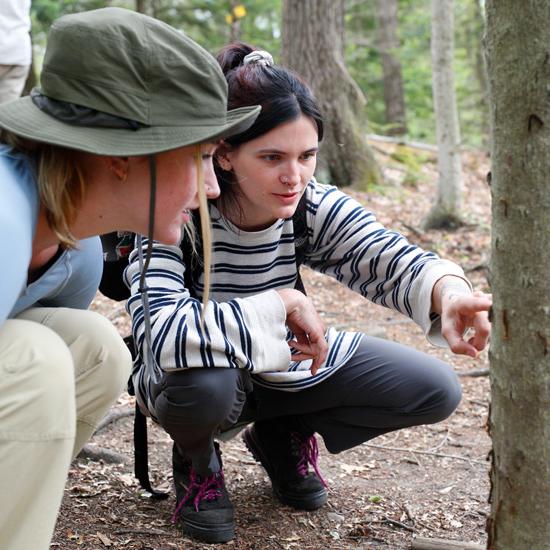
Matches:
[[99, 197, 309, 497]]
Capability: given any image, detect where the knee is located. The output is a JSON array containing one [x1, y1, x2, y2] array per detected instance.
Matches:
[[0, 320, 76, 438], [427, 369, 462, 423], [66, 310, 132, 406], [156, 369, 242, 431]]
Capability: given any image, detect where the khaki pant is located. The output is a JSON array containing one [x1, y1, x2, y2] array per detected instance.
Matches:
[[0, 307, 131, 550], [0, 64, 30, 104]]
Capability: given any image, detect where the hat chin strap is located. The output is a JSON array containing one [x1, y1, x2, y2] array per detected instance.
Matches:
[[137, 155, 164, 392]]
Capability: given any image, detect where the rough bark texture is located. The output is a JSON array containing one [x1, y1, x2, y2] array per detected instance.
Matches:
[[485, 1, 550, 548], [376, 0, 407, 136], [424, 0, 463, 229], [281, 0, 382, 190]]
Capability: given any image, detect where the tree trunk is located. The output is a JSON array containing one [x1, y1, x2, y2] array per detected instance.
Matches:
[[281, 0, 382, 190], [135, 0, 148, 14], [376, 0, 407, 136], [229, 0, 242, 42], [485, 1, 550, 548], [470, 0, 490, 148], [423, 0, 463, 230]]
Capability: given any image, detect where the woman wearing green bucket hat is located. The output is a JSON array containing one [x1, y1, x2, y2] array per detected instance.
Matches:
[[0, 7, 265, 550]]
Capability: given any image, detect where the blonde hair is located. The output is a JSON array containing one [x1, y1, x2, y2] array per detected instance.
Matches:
[[1, 130, 85, 248], [194, 145, 212, 321]]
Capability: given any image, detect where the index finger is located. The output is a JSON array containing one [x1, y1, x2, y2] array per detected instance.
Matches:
[[453, 294, 492, 315]]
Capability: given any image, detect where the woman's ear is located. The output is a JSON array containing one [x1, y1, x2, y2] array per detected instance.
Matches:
[[215, 144, 233, 172], [107, 156, 130, 183]]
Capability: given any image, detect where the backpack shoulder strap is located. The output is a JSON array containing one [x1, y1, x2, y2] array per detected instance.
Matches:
[[292, 192, 309, 294]]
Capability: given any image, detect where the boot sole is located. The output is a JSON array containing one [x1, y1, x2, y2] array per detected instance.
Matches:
[[182, 517, 235, 544], [243, 427, 328, 511]]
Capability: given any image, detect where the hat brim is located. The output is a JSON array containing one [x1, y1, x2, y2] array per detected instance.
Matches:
[[0, 96, 260, 156]]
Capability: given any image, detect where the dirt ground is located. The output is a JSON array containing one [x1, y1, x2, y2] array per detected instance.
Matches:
[[52, 143, 492, 550]]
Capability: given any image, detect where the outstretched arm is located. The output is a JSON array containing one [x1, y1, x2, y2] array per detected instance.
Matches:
[[431, 275, 492, 357]]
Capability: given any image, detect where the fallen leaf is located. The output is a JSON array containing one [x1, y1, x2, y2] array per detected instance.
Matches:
[[97, 532, 113, 547]]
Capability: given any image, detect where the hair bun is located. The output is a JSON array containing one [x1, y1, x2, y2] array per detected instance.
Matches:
[[217, 42, 255, 74]]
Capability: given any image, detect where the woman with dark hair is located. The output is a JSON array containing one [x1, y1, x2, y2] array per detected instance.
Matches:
[[125, 43, 491, 544]]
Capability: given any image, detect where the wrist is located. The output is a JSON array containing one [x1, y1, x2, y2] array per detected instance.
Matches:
[[276, 288, 302, 314], [432, 275, 471, 314]]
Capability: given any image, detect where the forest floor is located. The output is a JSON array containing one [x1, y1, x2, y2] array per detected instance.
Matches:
[[52, 141, 492, 550]]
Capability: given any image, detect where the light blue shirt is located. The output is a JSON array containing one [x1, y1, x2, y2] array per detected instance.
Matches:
[[0, 144, 102, 325]]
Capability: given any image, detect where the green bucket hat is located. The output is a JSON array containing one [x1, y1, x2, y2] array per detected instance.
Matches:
[[0, 7, 259, 156]]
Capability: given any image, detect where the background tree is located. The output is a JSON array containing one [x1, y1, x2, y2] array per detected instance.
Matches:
[[281, 0, 382, 189], [455, 0, 490, 147], [375, 0, 407, 136], [423, 0, 463, 229], [135, 0, 148, 14], [485, 1, 550, 547]]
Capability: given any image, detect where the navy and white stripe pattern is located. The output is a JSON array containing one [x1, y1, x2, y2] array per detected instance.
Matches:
[[126, 179, 466, 415]]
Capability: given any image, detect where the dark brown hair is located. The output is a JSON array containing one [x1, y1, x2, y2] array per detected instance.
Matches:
[[214, 42, 323, 219]]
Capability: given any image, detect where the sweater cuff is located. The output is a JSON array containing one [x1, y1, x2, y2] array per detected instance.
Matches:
[[240, 290, 291, 371], [416, 261, 472, 347]]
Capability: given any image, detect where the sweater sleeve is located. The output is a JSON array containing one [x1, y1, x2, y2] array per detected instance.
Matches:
[[304, 182, 469, 338], [125, 239, 291, 372]]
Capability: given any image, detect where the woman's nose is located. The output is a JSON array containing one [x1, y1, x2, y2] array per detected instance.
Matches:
[[205, 165, 220, 199], [281, 161, 301, 186]]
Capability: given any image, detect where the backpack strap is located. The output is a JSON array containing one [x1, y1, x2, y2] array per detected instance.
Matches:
[[292, 192, 309, 294], [99, 232, 133, 301], [133, 402, 169, 499]]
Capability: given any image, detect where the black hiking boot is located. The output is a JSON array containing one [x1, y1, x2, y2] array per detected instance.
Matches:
[[243, 420, 328, 511], [171, 442, 235, 544]]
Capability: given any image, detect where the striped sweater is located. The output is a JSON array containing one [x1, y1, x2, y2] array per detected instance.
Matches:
[[125, 179, 466, 416]]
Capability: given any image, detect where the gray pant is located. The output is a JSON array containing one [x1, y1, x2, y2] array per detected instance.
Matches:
[[155, 336, 461, 474]]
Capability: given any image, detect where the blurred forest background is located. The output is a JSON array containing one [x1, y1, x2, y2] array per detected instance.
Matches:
[[28, 0, 489, 149]]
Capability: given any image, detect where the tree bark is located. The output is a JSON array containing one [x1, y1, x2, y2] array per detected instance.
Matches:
[[281, 0, 382, 190], [485, 1, 550, 548], [376, 0, 407, 136], [135, 0, 148, 14], [423, 0, 463, 230], [229, 0, 242, 42]]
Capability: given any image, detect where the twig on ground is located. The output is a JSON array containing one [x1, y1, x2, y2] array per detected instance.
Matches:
[[364, 443, 487, 465], [113, 528, 169, 536], [429, 429, 450, 452], [468, 398, 489, 408], [412, 535, 484, 549], [457, 369, 489, 378], [77, 444, 127, 464], [381, 515, 415, 532]]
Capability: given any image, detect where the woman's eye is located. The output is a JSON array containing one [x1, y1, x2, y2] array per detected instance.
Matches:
[[301, 152, 316, 161], [202, 153, 214, 161], [261, 154, 280, 162]]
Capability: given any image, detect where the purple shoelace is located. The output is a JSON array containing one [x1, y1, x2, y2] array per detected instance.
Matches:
[[171, 469, 225, 522], [295, 434, 328, 488]]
